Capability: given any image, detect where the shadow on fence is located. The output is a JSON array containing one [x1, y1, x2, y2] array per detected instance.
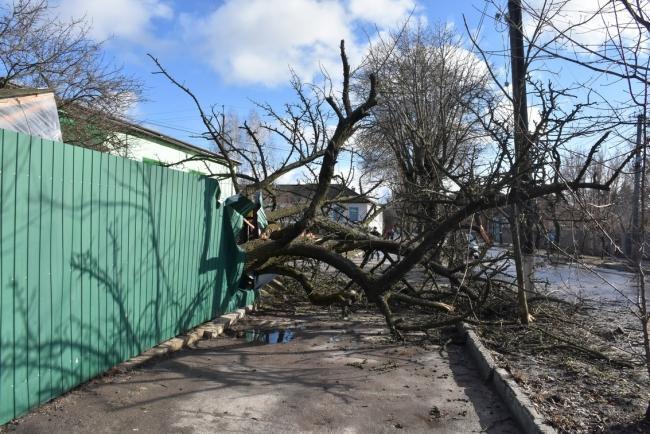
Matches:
[[0, 130, 248, 424]]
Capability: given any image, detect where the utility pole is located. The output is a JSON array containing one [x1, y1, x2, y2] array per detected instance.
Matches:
[[632, 114, 645, 263], [507, 0, 533, 324]]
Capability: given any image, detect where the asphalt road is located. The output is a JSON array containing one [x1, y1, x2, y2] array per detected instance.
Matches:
[[7, 308, 519, 433]]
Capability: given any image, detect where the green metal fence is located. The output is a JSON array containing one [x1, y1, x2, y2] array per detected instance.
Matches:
[[0, 128, 252, 424]]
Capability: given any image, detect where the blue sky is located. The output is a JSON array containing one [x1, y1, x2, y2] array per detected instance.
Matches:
[[49, 0, 494, 148], [47, 0, 646, 165]]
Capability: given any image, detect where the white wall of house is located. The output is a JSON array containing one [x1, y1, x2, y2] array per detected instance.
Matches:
[[117, 133, 236, 199], [344, 202, 383, 235]]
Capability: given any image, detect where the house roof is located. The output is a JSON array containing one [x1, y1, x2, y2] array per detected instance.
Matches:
[[111, 118, 238, 165], [0, 87, 54, 99], [0, 85, 238, 165], [274, 183, 374, 204]]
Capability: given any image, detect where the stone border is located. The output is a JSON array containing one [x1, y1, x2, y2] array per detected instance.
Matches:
[[112, 305, 254, 373], [456, 322, 557, 434]]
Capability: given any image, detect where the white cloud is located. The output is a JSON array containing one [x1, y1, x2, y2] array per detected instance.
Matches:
[[275, 167, 311, 185], [349, 0, 415, 27], [524, 0, 647, 48], [55, 0, 173, 42], [183, 0, 419, 86]]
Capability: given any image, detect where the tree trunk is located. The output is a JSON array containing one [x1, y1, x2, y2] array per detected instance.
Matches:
[[508, 0, 534, 324], [511, 204, 531, 324]]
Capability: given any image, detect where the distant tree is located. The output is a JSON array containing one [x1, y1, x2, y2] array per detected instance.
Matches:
[[485, 0, 650, 382], [356, 23, 492, 241], [0, 0, 142, 150]]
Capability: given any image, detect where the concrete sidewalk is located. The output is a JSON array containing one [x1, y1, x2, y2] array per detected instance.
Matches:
[[6, 308, 518, 433]]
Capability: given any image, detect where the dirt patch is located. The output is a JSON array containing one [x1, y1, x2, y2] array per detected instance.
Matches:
[[475, 298, 650, 433]]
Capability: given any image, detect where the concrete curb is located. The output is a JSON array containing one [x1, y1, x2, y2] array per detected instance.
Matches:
[[113, 304, 254, 373], [456, 322, 557, 434]]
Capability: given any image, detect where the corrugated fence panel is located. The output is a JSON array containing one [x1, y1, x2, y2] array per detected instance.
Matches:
[[26, 134, 41, 409], [80, 147, 92, 383], [50, 133, 64, 399], [37, 138, 53, 405], [14, 132, 30, 416], [61, 143, 73, 392], [1, 129, 18, 423], [0, 129, 249, 424]]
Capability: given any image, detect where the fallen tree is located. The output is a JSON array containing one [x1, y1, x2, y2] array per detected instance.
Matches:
[[149, 24, 632, 338]]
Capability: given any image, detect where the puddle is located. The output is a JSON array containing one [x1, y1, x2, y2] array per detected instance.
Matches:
[[243, 329, 295, 345]]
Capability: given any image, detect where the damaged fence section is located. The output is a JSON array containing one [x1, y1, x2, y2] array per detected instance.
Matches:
[[0, 128, 253, 424]]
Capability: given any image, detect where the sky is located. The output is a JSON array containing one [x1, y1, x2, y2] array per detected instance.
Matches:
[[48, 0, 492, 147], [43, 0, 648, 191]]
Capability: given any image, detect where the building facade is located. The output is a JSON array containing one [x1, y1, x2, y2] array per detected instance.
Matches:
[[272, 183, 384, 234], [113, 120, 237, 198]]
